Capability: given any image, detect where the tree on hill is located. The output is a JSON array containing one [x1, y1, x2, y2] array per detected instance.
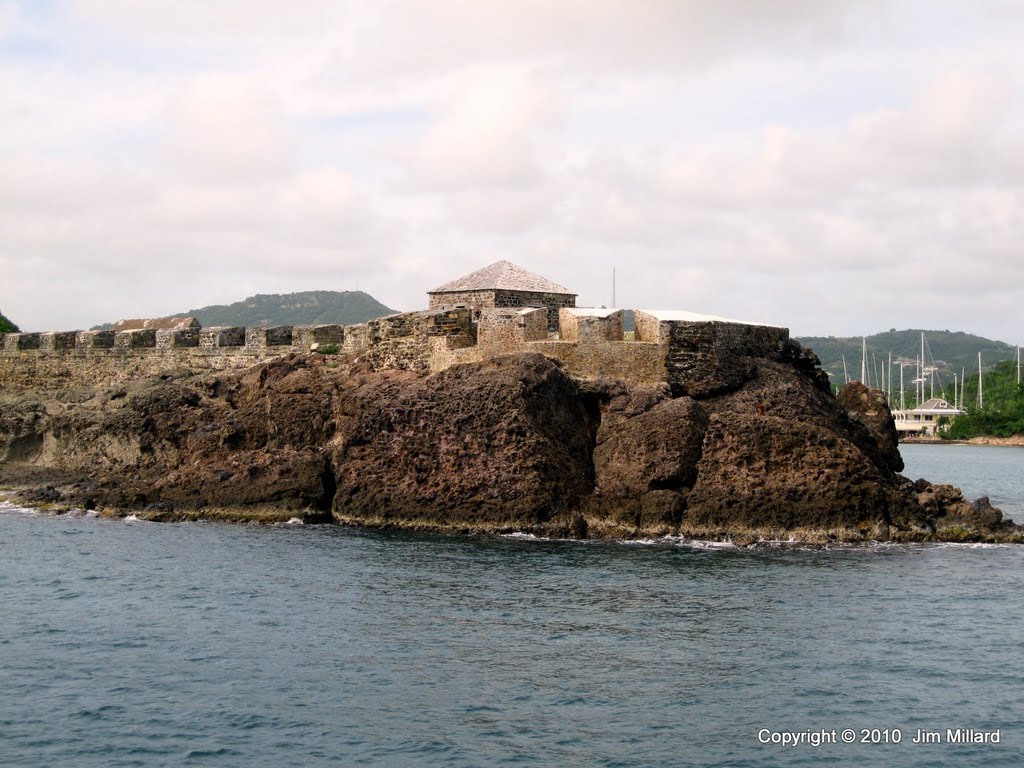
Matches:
[[0, 310, 19, 333], [946, 358, 1024, 439]]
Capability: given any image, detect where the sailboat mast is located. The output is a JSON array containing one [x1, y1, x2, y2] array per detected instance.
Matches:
[[900, 363, 905, 411], [920, 332, 925, 406], [888, 351, 892, 403], [842, 355, 849, 385], [1018, 345, 1021, 386], [978, 352, 984, 410], [860, 338, 867, 384]]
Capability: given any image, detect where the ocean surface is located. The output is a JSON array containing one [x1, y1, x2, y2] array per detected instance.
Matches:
[[2, 445, 1022, 767]]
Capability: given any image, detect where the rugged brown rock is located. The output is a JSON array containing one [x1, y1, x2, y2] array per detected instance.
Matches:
[[0, 348, 1018, 541]]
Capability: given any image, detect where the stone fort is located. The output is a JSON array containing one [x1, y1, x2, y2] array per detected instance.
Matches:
[[0, 261, 792, 394]]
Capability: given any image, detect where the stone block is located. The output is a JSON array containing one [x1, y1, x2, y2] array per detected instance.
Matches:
[[246, 326, 293, 348], [76, 330, 115, 349], [115, 329, 157, 349], [200, 326, 246, 349], [40, 331, 78, 352], [342, 324, 368, 353], [6, 333, 41, 351], [293, 325, 343, 352], [157, 328, 200, 349]]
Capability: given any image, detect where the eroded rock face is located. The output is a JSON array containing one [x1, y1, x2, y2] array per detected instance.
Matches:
[[0, 347, 1015, 540], [686, 414, 894, 530], [0, 360, 337, 519], [836, 381, 903, 475], [328, 354, 598, 529], [586, 392, 707, 531]]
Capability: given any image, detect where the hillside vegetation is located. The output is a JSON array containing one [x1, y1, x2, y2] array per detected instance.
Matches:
[[95, 291, 398, 330], [796, 329, 1017, 389], [946, 359, 1024, 439], [0, 310, 19, 333]]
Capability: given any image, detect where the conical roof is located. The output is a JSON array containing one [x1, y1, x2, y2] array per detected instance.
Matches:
[[429, 260, 574, 295]]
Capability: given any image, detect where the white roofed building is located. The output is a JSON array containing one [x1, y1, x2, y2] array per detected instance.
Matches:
[[892, 397, 963, 437]]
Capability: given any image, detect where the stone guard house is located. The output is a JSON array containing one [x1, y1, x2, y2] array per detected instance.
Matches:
[[427, 260, 576, 331]]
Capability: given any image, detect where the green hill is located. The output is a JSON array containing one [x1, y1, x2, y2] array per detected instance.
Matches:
[[94, 291, 398, 330], [795, 329, 1018, 392], [0, 310, 19, 333]]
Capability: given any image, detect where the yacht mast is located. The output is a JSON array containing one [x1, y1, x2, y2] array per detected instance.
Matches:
[[1018, 345, 1021, 386], [900, 363, 905, 411], [888, 351, 893, 403], [860, 338, 867, 384], [920, 332, 925, 405], [978, 352, 984, 410], [842, 355, 849, 385]]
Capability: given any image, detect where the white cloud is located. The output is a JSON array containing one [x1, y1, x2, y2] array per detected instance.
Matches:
[[162, 75, 295, 185], [2, 0, 1023, 345]]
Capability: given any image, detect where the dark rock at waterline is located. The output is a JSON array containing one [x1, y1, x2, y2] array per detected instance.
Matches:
[[0, 351, 1016, 540]]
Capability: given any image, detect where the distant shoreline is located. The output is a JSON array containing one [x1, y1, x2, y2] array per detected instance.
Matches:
[[901, 436, 1024, 447]]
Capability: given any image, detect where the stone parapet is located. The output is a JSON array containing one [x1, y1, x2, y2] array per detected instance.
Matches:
[[76, 330, 116, 349], [293, 325, 343, 353], [4, 333, 41, 351], [199, 326, 246, 349], [245, 326, 294, 349], [664, 319, 789, 397], [0, 308, 792, 394], [115, 329, 157, 349], [559, 309, 624, 343], [633, 311, 664, 343], [157, 328, 201, 349], [40, 331, 78, 352]]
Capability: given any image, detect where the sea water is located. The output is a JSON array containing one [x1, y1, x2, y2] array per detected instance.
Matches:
[[1, 445, 1022, 767]]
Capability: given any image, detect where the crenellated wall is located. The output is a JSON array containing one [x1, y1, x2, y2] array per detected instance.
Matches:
[[0, 307, 790, 391]]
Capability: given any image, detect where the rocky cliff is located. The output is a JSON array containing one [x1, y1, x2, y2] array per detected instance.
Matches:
[[0, 346, 1018, 542]]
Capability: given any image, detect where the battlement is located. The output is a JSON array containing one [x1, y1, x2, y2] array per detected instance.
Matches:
[[0, 306, 790, 392]]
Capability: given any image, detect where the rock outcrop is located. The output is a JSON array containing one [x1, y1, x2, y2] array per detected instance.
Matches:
[[0, 347, 1018, 542]]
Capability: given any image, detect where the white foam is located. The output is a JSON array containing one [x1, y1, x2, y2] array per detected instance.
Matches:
[[285, 517, 304, 525], [500, 532, 551, 541], [0, 500, 39, 516], [612, 535, 740, 550], [124, 514, 139, 522]]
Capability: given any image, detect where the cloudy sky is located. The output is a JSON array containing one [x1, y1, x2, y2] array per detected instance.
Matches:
[[2, 1, 1022, 342]]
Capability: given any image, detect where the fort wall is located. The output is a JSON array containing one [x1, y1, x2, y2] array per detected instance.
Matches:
[[0, 307, 789, 392]]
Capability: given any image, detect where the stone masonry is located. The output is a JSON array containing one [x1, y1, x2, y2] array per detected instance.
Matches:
[[1, 307, 790, 392]]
